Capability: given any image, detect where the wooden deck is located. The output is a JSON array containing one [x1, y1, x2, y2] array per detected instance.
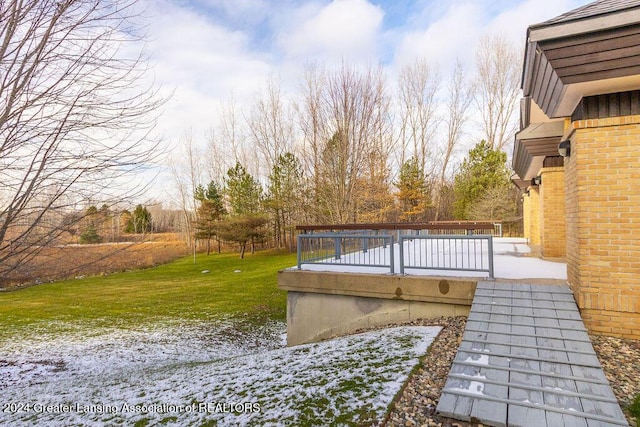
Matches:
[[437, 281, 629, 427]]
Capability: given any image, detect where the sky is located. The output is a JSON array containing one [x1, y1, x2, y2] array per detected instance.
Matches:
[[137, 0, 593, 202]]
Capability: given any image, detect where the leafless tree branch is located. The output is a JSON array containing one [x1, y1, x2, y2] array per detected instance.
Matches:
[[0, 0, 166, 279]]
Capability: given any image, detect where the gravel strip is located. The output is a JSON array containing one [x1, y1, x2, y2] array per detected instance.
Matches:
[[591, 334, 640, 427], [383, 317, 640, 427], [383, 316, 467, 427]]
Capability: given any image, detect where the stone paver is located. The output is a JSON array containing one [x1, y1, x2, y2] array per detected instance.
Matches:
[[436, 281, 629, 427]]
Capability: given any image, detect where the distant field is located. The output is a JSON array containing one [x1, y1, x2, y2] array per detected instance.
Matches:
[[0, 249, 298, 338], [2, 233, 189, 287]]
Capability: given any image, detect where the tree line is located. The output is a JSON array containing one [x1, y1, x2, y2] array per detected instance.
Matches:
[[174, 37, 522, 255], [0, 0, 523, 277], [73, 205, 153, 244], [185, 138, 517, 257]]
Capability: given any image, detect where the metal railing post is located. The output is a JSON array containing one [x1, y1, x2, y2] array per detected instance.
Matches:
[[297, 235, 302, 269], [334, 236, 341, 260], [389, 235, 395, 274], [488, 235, 495, 279], [399, 235, 405, 275]]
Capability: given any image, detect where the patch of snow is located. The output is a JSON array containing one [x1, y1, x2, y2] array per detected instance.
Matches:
[[493, 238, 532, 254], [450, 380, 485, 396], [0, 323, 440, 426], [457, 371, 487, 380], [464, 354, 490, 365]]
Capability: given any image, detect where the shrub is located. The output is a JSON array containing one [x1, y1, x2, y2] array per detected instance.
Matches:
[[79, 226, 103, 244]]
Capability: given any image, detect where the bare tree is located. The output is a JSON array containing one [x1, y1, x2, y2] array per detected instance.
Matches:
[[396, 58, 441, 175], [0, 0, 164, 281], [354, 69, 394, 223], [434, 59, 474, 220], [297, 62, 392, 223], [467, 186, 517, 221], [317, 62, 391, 223], [297, 62, 327, 222], [218, 95, 251, 174], [203, 128, 225, 186], [246, 75, 294, 178], [474, 35, 521, 151], [169, 132, 202, 245]]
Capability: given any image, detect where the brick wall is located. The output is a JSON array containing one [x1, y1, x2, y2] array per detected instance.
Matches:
[[529, 187, 541, 246], [523, 193, 531, 240], [539, 167, 566, 258], [565, 115, 640, 339]]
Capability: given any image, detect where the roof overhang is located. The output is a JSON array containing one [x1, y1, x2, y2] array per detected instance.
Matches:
[[511, 176, 531, 191], [512, 120, 565, 180], [522, 7, 640, 119], [554, 74, 640, 117], [515, 2, 640, 185], [529, 8, 640, 42]]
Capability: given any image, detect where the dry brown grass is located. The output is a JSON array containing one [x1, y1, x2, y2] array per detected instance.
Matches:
[[2, 234, 189, 288]]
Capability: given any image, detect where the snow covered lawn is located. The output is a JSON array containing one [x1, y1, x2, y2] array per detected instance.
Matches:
[[1, 321, 441, 426]]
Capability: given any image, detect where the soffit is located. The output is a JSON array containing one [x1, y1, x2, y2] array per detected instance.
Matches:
[[512, 121, 564, 180], [523, 4, 640, 118]]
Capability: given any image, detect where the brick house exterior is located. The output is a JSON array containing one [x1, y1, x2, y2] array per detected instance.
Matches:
[[513, 0, 640, 339]]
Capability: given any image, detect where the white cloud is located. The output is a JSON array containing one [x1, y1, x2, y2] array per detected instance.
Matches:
[[486, 0, 584, 47], [391, 0, 591, 75], [143, 0, 593, 149], [208, 0, 269, 22], [279, 0, 385, 63], [143, 1, 272, 141], [392, 2, 484, 74]]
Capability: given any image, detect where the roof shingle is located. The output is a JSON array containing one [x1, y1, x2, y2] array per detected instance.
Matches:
[[532, 0, 640, 28]]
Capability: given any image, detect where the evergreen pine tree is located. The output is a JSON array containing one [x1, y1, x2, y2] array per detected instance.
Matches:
[[453, 140, 510, 219]]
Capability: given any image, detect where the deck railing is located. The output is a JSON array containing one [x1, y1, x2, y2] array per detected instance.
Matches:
[[296, 221, 502, 237], [399, 234, 494, 278], [297, 233, 395, 273], [297, 230, 495, 278]]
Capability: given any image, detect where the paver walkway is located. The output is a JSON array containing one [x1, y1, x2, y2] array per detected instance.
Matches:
[[437, 281, 629, 427]]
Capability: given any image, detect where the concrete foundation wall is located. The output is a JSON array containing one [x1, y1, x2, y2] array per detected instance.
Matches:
[[286, 292, 470, 345], [279, 270, 475, 345]]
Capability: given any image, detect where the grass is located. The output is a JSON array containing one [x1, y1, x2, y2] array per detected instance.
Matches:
[[630, 393, 640, 423], [1, 259, 441, 426], [0, 249, 297, 338]]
